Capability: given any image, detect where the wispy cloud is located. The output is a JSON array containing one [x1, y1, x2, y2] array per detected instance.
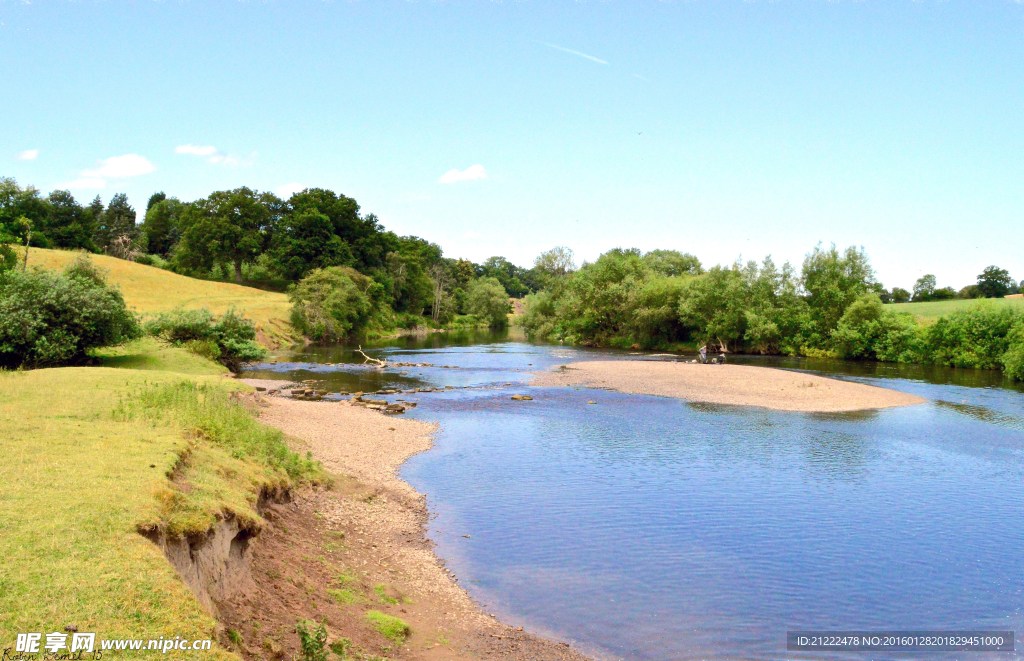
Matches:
[[276, 182, 306, 198], [541, 42, 609, 65], [175, 144, 244, 166], [439, 164, 488, 184], [18, 149, 39, 161], [633, 73, 651, 82], [82, 154, 155, 179]]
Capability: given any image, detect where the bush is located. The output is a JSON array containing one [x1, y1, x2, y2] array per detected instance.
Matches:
[[1002, 321, 1024, 381], [831, 293, 923, 362], [924, 304, 1023, 370], [295, 620, 328, 661], [289, 266, 375, 342], [145, 307, 267, 371], [0, 255, 140, 368], [466, 276, 511, 328]]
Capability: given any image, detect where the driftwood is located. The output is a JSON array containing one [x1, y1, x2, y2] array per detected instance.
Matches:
[[356, 346, 387, 368]]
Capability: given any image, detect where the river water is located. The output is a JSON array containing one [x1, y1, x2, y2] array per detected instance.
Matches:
[[242, 330, 1024, 661]]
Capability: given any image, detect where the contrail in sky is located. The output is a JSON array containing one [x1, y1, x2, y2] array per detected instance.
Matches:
[[541, 42, 609, 65]]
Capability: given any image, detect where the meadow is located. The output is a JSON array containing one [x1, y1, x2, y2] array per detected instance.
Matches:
[[23, 248, 294, 345], [886, 296, 1024, 322]]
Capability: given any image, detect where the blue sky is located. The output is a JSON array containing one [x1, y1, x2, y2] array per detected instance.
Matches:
[[2, 1, 1022, 290]]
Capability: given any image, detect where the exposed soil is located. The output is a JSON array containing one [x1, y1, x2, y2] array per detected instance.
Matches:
[[531, 360, 926, 412], [212, 388, 593, 661]]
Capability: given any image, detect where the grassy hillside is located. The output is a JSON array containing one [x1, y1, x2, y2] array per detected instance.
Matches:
[[0, 345, 317, 656], [23, 247, 294, 346], [886, 297, 1024, 322]]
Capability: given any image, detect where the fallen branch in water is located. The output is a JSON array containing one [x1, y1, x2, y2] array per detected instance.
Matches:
[[356, 346, 387, 368]]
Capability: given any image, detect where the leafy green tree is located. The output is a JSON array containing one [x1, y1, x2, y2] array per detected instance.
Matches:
[[801, 243, 875, 332], [141, 197, 185, 257], [830, 293, 923, 362], [924, 305, 1023, 369], [890, 287, 911, 303], [147, 191, 167, 210], [643, 249, 702, 277], [1002, 321, 1024, 381], [912, 274, 937, 302], [534, 246, 577, 280], [288, 267, 375, 342], [977, 265, 1013, 298], [466, 277, 511, 327], [678, 264, 748, 352], [375, 236, 441, 314], [272, 209, 353, 280], [0, 177, 49, 248], [480, 256, 529, 297], [43, 190, 97, 251], [285, 188, 395, 271], [176, 187, 281, 281]]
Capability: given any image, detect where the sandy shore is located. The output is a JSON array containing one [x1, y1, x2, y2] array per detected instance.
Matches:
[[531, 360, 925, 412], [239, 382, 591, 661]]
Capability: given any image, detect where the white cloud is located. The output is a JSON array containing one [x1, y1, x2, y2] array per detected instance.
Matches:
[[83, 154, 155, 178], [439, 164, 488, 184], [18, 149, 39, 161], [175, 143, 244, 166], [59, 178, 107, 190], [276, 182, 306, 198], [541, 42, 609, 65]]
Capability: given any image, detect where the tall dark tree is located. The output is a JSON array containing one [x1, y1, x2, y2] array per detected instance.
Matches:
[[272, 209, 353, 280], [284, 188, 394, 271], [94, 193, 138, 253], [43, 190, 97, 251], [977, 266, 1013, 298], [141, 197, 184, 257], [176, 187, 281, 282], [147, 191, 167, 211]]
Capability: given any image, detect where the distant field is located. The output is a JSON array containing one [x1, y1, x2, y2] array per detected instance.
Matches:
[[886, 297, 1024, 321], [24, 247, 294, 345]]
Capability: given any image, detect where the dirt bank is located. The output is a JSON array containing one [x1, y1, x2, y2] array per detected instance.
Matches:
[[222, 384, 592, 661], [531, 360, 925, 412]]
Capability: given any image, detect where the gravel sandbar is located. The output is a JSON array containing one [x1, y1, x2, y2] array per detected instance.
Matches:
[[531, 360, 925, 412]]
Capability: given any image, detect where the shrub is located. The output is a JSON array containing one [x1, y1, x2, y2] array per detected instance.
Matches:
[[831, 293, 923, 362], [289, 266, 374, 342], [295, 620, 328, 661], [924, 304, 1023, 370], [0, 255, 140, 368], [145, 307, 267, 371], [1001, 321, 1024, 381], [466, 276, 512, 328]]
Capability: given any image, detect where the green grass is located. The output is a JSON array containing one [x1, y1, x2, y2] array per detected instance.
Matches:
[[327, 588, 363, 605], [0, 343, 321, 655], [373, 584, 398, 604], [93, 337, 229, 376], [22, 247, 295, 345], [886, 297, 1024, 323], [364, 611, 410, 644]]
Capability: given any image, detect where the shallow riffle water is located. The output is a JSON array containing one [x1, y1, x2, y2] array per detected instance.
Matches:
[[243, 330, 1024, 661]]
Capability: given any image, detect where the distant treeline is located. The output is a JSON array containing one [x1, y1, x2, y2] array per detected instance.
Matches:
[[0, 177, 552, 327], [520, 246, 1024, 381]]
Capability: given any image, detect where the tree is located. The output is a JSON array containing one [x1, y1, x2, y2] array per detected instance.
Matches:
[[801, 244, 875, 332], [141, 197, 185, 257], [890, 287, 911, 304], [44, 190, 97, 251], [272, 209, 352, 280], [94, 193, 138, 254], [912, 274, 937, 302], [288, 266, 374, 342], [977, 265, 1013, 299], [466, 277, 511, 327], [643, 249, 702, 277], [534, 246, 577, 279], [0, 177, 49, 248], [147, 191, 167, 211], [176, 187, 281, 282], [480, 256, 529, 297], [284, 188, 394, 271]]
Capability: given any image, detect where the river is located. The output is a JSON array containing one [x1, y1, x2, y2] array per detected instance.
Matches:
[[242, 329, 1024, 661]]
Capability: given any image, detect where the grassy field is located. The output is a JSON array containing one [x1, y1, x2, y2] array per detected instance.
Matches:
[[22, 247, 294, 346], [0, 344, 317, 657], [886, 296, 1024, 322]]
